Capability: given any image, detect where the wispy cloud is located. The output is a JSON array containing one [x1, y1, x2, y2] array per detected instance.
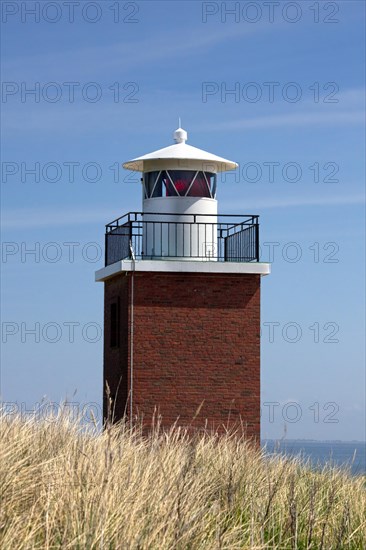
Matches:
[[2, 193, 364, 230], [205, 110, 364, 131], [201, 87, 365, 131], [221, 193, 365, 211], [3, 85, 364, 136], [1, 207, 120, 229], [3, 23, 270, 81]]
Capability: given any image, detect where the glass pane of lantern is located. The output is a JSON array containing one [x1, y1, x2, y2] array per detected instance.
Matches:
[[162, 172, 178, 196], [187, 172, 211, 197], [144, 171, 163, 198], [152, 171, 165, 197], [208, 173, 217, 197], [168, 170, 195, 196]]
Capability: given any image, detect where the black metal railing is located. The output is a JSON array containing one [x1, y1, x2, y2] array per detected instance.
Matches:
[[105, 212, 259, 266]]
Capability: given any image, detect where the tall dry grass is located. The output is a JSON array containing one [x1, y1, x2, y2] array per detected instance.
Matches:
[[0, 407, 365, 549]]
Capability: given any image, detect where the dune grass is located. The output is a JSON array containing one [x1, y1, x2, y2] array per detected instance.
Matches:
[[0, 408, 365, 549]]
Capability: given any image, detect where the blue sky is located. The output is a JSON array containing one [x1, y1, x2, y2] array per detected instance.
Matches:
[[1, 0, 365, 440]]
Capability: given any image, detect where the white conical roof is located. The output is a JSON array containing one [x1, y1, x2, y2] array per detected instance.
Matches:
[[123, 128, 238, 173]]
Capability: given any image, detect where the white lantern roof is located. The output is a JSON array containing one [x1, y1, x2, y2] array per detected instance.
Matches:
[[123, 128, 238, 173]]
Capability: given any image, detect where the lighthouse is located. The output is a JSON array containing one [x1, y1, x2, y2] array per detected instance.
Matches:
[[96, 127, 270, 439]]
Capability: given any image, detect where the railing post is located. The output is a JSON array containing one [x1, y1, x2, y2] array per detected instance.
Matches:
[[129, 221, 133, 259], [255, 221, 259, 262], [105, 232, 108, 266]]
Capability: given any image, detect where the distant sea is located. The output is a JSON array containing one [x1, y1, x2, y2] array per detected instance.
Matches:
[[262, 440, 366, 476]]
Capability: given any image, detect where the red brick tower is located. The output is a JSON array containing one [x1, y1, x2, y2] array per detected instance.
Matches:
[[96, 127, 270, 439]]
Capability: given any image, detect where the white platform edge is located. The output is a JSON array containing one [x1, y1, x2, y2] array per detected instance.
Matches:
[[95, 259, 271, 282]]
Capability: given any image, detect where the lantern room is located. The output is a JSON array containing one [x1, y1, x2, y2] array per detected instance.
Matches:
[[97, 127, 268, 267], [123, 126, 237, 212], [121, 127, 239, 260]]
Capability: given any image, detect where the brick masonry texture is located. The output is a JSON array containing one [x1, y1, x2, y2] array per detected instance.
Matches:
[[104, 272, 261, 440]]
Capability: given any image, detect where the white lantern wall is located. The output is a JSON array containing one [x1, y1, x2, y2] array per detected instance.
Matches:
[[142, 169, 218, 260]]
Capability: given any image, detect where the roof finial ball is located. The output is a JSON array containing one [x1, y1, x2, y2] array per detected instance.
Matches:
[[173, 126, 188, 144]]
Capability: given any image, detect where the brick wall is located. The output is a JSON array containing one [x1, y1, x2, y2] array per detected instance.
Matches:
[[104, 272, 261, 440]]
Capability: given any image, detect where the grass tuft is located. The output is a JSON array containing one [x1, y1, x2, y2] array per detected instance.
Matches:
[[1, 407, 365, 549]]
